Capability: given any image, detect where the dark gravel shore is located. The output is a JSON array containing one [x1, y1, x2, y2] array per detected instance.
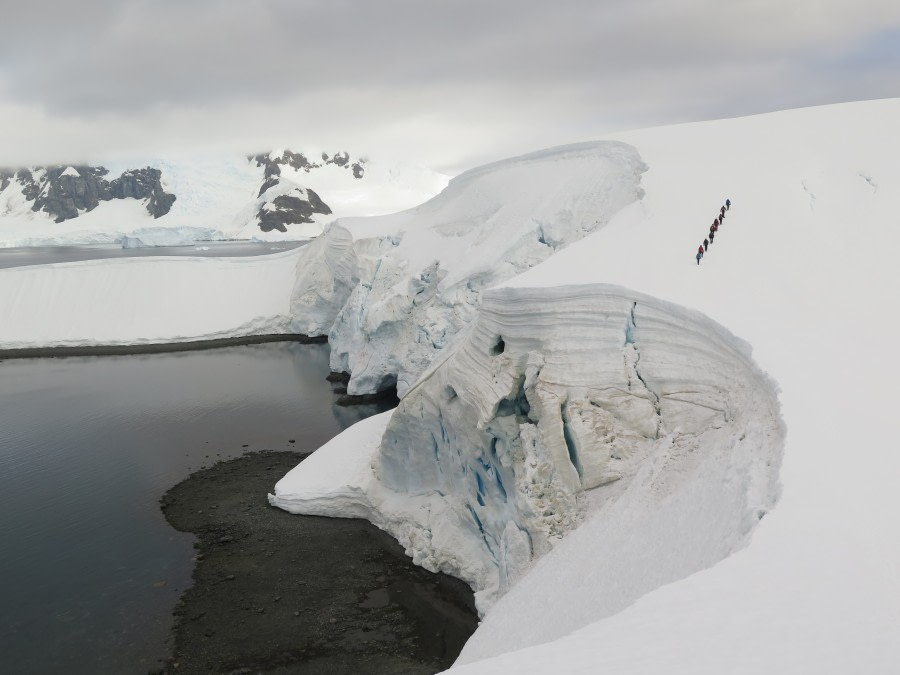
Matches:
[[0, 334, 326, 361], [159, 450, 478, 674]]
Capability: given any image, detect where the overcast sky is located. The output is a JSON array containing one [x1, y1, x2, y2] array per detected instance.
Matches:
[[1, 0, 899, 173]]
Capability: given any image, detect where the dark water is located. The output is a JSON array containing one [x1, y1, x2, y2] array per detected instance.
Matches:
[[0, 240, 307, 270], [0, 343, 388, 674]]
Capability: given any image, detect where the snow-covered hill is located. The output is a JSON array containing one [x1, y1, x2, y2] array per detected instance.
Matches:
[[0, 150, 448, 248], [1, 99, 898, 672], [271, 99, 900, 673]]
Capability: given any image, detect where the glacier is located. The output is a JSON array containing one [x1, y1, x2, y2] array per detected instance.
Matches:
[[326, 140, 647, 397], [2, 99, 899, 672], [271, 283, 784, 614]]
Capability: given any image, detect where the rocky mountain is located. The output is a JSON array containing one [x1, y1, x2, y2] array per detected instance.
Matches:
[[0, 150, 450, 247], [251, 149, 366, 179], [0, 166, 176, 223], [246, 150, 363, 233]]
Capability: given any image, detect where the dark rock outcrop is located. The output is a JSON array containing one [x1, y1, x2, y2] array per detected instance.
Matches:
[[2, 165, 177, 223], [33, 166, 108, 221], [257, 176, 280, 198], [109, 168, 176, 218], [251, 149, 367, 180], [247, 148, 366, 233], [257, 188, 332, 233]]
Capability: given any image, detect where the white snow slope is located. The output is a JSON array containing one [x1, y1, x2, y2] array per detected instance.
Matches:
[[271, 99, 900, 674], [0, 151, 448, 247]]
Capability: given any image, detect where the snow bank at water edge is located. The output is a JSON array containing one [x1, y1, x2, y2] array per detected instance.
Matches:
[[120, 226, 226, 248], [271, 283, 784, 614]]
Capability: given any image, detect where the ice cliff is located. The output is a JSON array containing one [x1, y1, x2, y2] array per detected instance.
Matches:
[[271, 283, 784, 613], [307, 141, 648, 397]]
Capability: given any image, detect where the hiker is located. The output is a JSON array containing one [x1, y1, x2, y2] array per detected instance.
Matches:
[[720, 206, 726, 219], [712, 222, 719, 234], [712, 217, 719, 228], [726, 198, 731, 210], [709, 230, 715, 244], [703, 237, 709, 251], [697, 246, 704, 265]]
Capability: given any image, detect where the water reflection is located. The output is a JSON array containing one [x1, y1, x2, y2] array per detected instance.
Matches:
[[0, 342, 389, 674]]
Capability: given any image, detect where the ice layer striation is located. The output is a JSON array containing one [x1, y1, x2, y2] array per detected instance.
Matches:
[[270, 283, 784, 615]]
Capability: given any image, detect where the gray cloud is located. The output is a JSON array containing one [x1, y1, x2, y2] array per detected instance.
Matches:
[[1, 0, 899, 171]]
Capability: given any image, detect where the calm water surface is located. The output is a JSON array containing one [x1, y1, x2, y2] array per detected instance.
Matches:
[[0, 343, 384, 674], [0, 240, 307, 269]]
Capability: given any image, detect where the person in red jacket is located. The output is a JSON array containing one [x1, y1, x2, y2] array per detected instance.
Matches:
[[697, 245, 704, 264]]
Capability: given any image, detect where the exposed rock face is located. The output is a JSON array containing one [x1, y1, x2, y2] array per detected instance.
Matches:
[[256, 184, 332, 233], [17, 169, 41, 202], [251, 149, 366, 180], [1, 165, 176, 222], [108, 168, 176, 217], [245, 149, 367, 234]]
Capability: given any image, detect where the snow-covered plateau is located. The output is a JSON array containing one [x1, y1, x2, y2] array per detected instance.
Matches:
[[3, 99, 899, 672]]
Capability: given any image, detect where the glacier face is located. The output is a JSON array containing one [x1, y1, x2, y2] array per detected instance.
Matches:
[[273, 283, 784, 614], [326, 141, 648, 397], [288, 223, 359, 337]]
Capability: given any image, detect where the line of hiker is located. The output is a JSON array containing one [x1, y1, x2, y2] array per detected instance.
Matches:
[[696, 198, 731, 265]]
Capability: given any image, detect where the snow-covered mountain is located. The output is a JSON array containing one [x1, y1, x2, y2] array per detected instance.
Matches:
[[1, 99, 899, 672], [0, 150, 449, 248]]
